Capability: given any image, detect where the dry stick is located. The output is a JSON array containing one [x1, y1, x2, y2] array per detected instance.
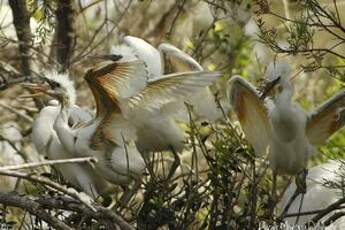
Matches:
[[0, 193, 135, 230], [0, 193, 73, 230], [283, 205, 345, 218], [0, 134, 28, 162], [0, 168, 96, 212], [0, 102, 33, 123], [306, 197, 345, 227], [0, 157, 97, 171]]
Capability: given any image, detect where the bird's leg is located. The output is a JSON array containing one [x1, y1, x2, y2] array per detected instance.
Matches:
[[166, 146, 180, 181], [295, 192, 305, 225], [295, 168, 308, 194], [114, 180, 142, 211]]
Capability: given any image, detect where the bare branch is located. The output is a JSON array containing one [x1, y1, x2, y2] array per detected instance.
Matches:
[[0, 193, 72, 230], [0, 168, 96, 211], [0, 193, 135, 230], [0, 101, 33, 123], [0, 157, 97, 171]]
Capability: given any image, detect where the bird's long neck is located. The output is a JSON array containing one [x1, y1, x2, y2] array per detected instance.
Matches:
[[53, 100, 76, 153], [275, 87, 293, 110], [270, 84, 299, 141]]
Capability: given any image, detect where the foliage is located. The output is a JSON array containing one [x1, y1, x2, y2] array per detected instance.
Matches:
[[0, 0, 344, 229]]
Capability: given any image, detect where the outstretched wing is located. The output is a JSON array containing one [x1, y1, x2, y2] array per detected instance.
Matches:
[[229, 76, 271, 156], [126, 71, 221, 113], [84, 60, 148, 149], [158, 43, 203, 73], [306, 90, 345, 146], [124, 36, 162, 79], [84, 60, 148, 116]]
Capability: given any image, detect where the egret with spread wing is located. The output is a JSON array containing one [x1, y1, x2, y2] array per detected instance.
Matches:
[[229, 61, 345, 192], [48, 61, 147, 186], [116, 35, 222, 121], [107, 37, 221, 165], [25, 73, 109, 197], [47, 54, 220, 185]]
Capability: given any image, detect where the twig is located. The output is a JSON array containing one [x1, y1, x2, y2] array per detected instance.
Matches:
[[0, 157, 97, 171], [324, 211, 345, 226], [0, 193, 135, 230], [0, 102, 33, 123], [306, 197, 345, 227], [0, 168, 97, 211], [0, 193, 72, 230], [0, 134, 28, 162]]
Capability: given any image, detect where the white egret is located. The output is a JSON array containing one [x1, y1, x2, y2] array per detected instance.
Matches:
[[44, 52, 219, 185], [279, 160, 345, 228], [109, 36, 221, 161], [108, 38, 221, 179], [229, 61, 345, 192], [121, 35, 222, 121], [25, 73, 110, 197]]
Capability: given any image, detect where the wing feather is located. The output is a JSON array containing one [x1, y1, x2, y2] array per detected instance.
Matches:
[[306, 90, 345, 145], [229, 75, 271, 156], [126, 71, 221, 112], [84, 60, 148, 116], [84, 60, 148, 148], [158, 43, 203, 73], [124, 36, 162, 79]]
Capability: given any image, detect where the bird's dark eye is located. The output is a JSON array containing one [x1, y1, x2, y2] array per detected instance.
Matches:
[[49, 81, 61, 89]]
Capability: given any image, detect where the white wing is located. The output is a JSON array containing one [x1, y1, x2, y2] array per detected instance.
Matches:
[[124, 36, 162, 79], [158, 43, 203, 72], [229, 75, 271, 156], [306, 90, 345, 145], [158, 43, 222, 120], [125, 71, 221, 113]]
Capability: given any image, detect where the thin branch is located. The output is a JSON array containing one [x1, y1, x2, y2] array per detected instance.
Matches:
[[0, 169, 96, 211], [306, 197, 345, 226], [0, 193, 135, 230], [0, 102, 33, 123], [0, 193, 72, 230], [0, 157, 97, 171], [0, 134, 28, 162]]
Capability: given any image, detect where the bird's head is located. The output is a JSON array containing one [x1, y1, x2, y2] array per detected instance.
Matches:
[[21, 72, 76, 107], [260, 61, 293, 101]]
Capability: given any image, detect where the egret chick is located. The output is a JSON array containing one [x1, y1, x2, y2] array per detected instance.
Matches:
[[229, 61, 345, 192], [26, 73, 109, 197]]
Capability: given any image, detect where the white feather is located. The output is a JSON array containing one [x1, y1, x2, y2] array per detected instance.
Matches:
[[44, 72, 77, 105]]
